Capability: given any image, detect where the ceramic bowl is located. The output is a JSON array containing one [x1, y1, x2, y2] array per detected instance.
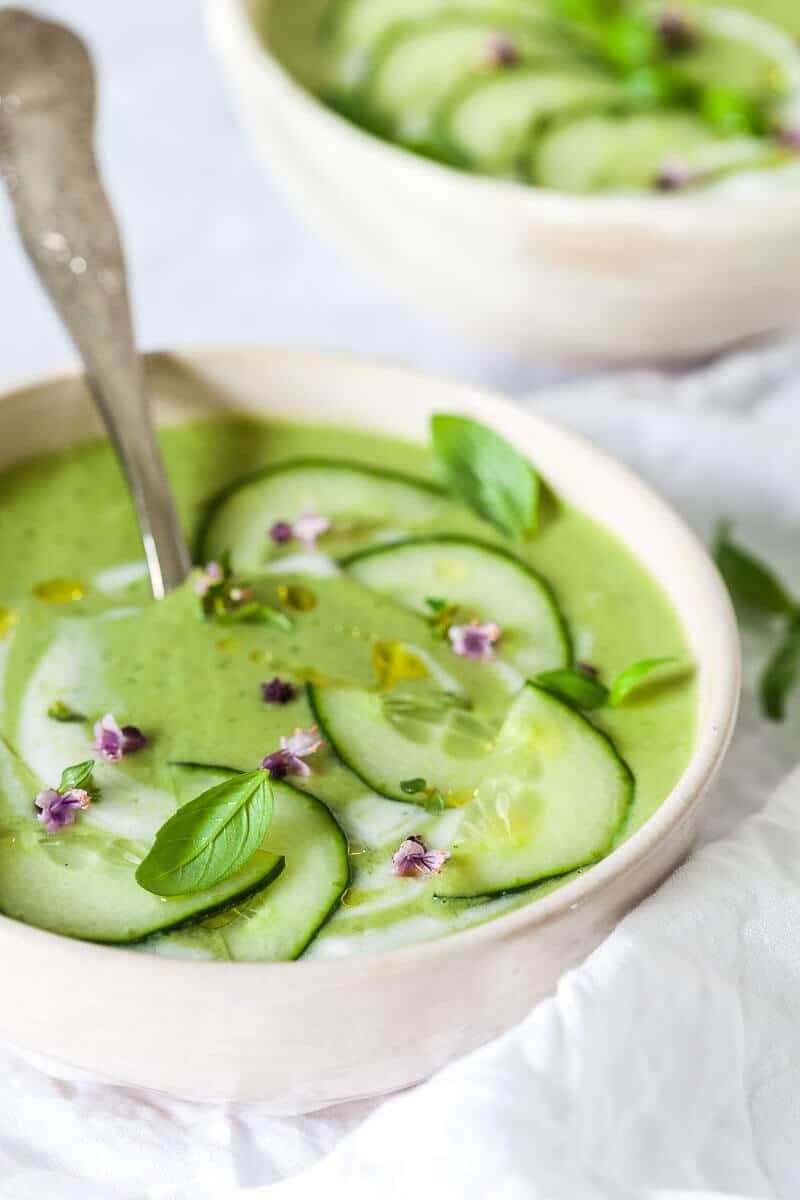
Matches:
[[206, 0, 800, 365], [0, 347, 739, 1109]]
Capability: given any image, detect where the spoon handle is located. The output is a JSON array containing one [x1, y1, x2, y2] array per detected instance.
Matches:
[[0, 9, 191, 598]]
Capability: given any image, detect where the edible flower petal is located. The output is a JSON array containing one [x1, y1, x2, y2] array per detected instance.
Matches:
[[194, 560, 224, 597], [448, 620, 501, 661], [35, 786, 90, 833], [269, 505, 331, 551], [485, 33, 518, 67], [93, 713, 148, 763], [260, 725, 324, 779], [654, 158, 696, 191], [261, 677, 297, 705], [392, 835, 450, 877]]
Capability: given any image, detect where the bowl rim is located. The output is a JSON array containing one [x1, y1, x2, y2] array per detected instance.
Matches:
[[209, 0, 800, 227], [0, 343, 741, 979]]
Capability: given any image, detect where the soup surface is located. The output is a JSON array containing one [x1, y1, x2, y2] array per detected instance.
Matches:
[[0, 417, 696, 959], [264, 0, 800, 193]]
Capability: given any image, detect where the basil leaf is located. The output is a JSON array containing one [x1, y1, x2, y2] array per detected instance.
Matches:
[[47, 700, 85, 723], [59, 760, 95, 791], [534, 668, 609, 709], [400, 777, 427, 795], [431, 414, 539, 538], [713, 522, 794, 616], [609, 657, 678, 707], [760, 616, 800, 722], [136, 769, 273, 897]]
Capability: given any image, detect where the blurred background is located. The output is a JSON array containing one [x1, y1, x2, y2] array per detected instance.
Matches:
[[0, 0, 574, 397]]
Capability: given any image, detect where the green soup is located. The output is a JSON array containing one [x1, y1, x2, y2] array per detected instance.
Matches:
[[0, 418, 696, 959]]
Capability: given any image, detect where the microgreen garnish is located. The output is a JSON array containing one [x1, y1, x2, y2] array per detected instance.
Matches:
[[448, 620, 501, 662], [260, 726, 324, 780], [269, 504, 331, 551], [425, 595, 462, 638], [196, 557, 292, 629], [136, 769, 273, 897], [713, 522, 793, 616], [47, 699, 85, 723], [93, 714, 147, 763], [261, 677, 297, 705], [608, 658, 678, 706], [760, 615, 800, 722], [392, 835, 449, 878], [34, 760, 98, 832], [534, 668, 609, 709], [400, 777, 446, 814], [431, 415, 539, 539], [714, 523, 800, 722]]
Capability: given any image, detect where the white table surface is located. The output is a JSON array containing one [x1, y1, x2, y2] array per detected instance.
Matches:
[[0, 0, 587, 398]]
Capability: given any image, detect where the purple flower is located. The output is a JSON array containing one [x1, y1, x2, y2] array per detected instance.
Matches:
[[448, 620, 501, 662], [261, 677, 297, 705], [194, 560, 224, 598], [656, 8, 694, 51], [654, 158, 696, 191], [485, 33, 518, 67], [93, 713, 148, 764], [777, 125, 800, 153], [392, 836, 450, 877], [260, 726, 324, 779], [269, 505, 331, 551], [35, 786, 90, 833]]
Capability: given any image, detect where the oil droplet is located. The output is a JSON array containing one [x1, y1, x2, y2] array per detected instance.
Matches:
[[33, 578, 85, 604], [277, 584, 317, 612], [0, 607, 19, 638], [371, 640, 428, 689], [216, 637, 239, 654]]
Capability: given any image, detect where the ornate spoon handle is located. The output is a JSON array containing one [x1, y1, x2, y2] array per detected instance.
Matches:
[[0, 8, 191, 598]]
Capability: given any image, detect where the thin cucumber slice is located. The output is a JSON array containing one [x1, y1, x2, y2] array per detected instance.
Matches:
[[343, 536, 571, 677], [434, 682, 633, 897], [0, 747, 285, 943], [435, 65, 621, 175], [362, 14, 572, 142], [198, 459, 449, 576], [326, 0, 549, 59], [532, 108, 777, 192], [145, 766, 350, 961]]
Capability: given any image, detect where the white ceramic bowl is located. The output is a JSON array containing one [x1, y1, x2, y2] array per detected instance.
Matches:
[[206, 0, 800, 365], [0, 347, 739, 1109]]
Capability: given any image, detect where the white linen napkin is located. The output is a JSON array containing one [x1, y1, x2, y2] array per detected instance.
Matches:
[[1, 340, 799, 1200]]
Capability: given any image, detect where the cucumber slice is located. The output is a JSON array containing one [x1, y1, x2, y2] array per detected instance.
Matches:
[[0, 747, 285, 943], [326, 0, 549, 61], [199, 459, 449, 576], [145, 766, 350, 961], [362, 14, 572, 143], [434, 682, 633, 897], [532, 108, 776, 192], [343, 536, 570, 677], [436, 65, 621, 175]]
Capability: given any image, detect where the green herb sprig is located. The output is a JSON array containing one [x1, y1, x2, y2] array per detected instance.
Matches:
[[400, 777, 446, 814], [534, 658, 680, 711], [714, 522, 799, 721], [136, 769, 273, 897], [431, 415, 539, 539], [59, 760, 101, 803]]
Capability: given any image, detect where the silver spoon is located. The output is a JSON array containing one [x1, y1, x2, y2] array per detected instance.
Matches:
[[0, 8, 191, 599]]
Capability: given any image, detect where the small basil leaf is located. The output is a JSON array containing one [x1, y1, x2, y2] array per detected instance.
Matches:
[[400, 777, 427, 795], [713, 522, 794, 616], [534, 668, 609, 709], [215, 602, 292, 630], [136, 769, 273, 897], [431, 414, 539, 539], [609, 657, 678, 707], [760, 616, 800, 722], [59, 760, 95, 792], [47, 700, 85, 723]]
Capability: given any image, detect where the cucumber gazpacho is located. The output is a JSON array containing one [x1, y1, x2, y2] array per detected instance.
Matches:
[[264, 0, 800, 193], [0, 413, 696, 959]]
